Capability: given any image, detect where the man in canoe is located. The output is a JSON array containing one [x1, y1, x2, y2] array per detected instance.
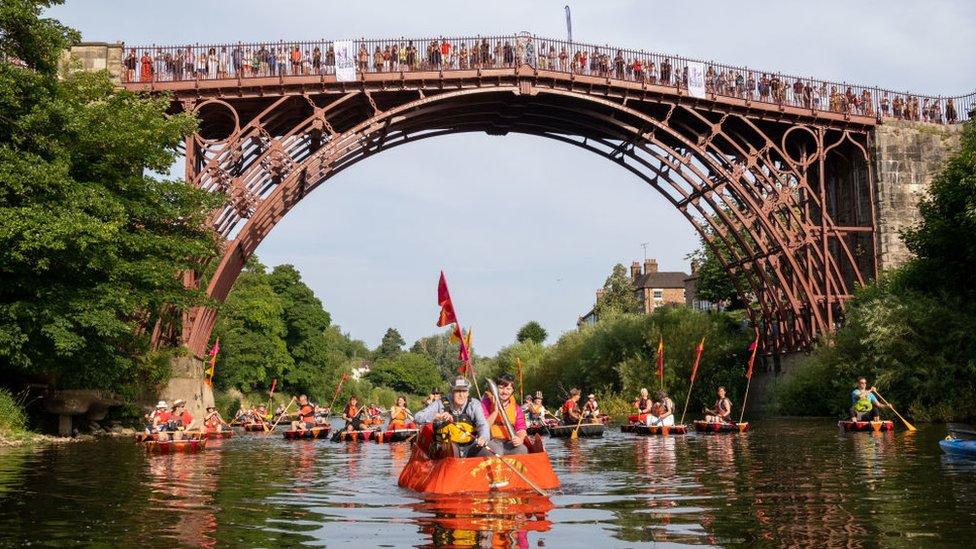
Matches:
[[704, 386, 733, 423], [414, 377, 490, 458], [481, 374, 529, 455], [160, 399, 194, 440], [389, 395, 413, 430], [562, 388, 582, 424], [291, 394, 316, 432], [850, 377, 887, 422], [647, 390, 674, 427], [583, 394, 601, 421], [144, 400, 169, 434]]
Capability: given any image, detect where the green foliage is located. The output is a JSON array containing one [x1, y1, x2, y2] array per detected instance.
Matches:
[[516, 321, 547, 344], [686, 244, 746, 308], [366, 352, 443, 395], [375, 327, 405, 360], [0, 5, 220, 396], [523, 307, 752, 414], [213, 389, 241, 421], [0, 388, 27, 435], [410, 330, 461, 381], [593, 263, 641, 317]]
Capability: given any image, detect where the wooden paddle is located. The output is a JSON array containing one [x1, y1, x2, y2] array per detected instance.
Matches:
[[570, 405, 586, 440], [266, 397, 297, 435], [871, 389, 916, 432], [479, 443, 547, 497]]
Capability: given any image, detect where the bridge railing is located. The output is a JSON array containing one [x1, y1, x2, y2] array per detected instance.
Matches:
[[120, 34, 975, 125]]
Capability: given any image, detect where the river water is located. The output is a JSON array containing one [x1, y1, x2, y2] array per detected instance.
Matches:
[[0, 418, 973, 547]]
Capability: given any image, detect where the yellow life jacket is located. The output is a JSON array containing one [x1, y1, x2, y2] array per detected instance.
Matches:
[[489, 398, 518, 440], [436, 421, 474, 444]]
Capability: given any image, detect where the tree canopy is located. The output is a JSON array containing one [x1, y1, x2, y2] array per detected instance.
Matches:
[[375, 327, 405, 360], [593, 263, 641, 318], [516, 321, 548, 344]]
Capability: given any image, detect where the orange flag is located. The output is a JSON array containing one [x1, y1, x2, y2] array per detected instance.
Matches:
[[655, 336, 665, 380], [745, 331, 760, 379], [691, 337, 705, 382], [204, 338, 220, 385], [436, 271, 458, 327]]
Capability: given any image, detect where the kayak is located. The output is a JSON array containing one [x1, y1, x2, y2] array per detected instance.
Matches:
[[144, 438, 207, 453], [282, 426, 331, 440], [940, 437, 976, 457], [202, 430, 234, 439], [372, 428, 420, 443], [837, 420, 894, 432], [332, 429, 381, 442], [693, 420, 750, 433], [397, 425, 560, 494], [547, 422, 604, 438], [634, 424, 688, 436]]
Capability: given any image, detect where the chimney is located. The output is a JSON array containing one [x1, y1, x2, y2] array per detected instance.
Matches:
[[644, 258, 658, 273], [630, 261, 641, 280]]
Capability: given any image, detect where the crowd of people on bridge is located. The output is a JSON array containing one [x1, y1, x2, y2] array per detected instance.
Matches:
[[122, 36, 968, 125]]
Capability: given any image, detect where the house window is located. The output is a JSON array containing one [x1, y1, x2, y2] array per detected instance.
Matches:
[[653, 289, 663, 300]]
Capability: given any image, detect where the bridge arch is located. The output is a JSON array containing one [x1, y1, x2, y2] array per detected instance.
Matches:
[[171, 81, 873, 358]]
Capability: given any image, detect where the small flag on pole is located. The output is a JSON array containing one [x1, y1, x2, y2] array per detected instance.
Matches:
[[691, 337, 705, 382], [745, 331, 760, 379], [436, 271, 458, 327], [655, 336, 665, 380], [205, 338, 220, 385]]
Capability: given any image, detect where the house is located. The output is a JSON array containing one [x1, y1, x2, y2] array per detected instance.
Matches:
[[578, 258, 691, 326]]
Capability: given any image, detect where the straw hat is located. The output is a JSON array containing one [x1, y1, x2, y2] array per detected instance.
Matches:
[[156, 401, 168, 409]]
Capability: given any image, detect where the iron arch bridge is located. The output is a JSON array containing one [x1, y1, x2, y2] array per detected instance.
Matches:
[[121, 33, 974, 358]]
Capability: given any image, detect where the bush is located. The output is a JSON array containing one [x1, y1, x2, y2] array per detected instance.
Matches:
[[0, 389, 28, 435]]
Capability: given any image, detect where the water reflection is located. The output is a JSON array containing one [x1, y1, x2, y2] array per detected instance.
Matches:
[[414, 494, 553, 548], [145, 449, 222, 548]]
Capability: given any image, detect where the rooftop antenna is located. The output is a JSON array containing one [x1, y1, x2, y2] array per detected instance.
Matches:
[[641, 242, 649, 261]]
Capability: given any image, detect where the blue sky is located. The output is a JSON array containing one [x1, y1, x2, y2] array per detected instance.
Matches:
[[48, 1, 976, 354]]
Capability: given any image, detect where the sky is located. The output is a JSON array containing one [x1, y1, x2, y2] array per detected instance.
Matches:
[[47, 1, 976, 354]]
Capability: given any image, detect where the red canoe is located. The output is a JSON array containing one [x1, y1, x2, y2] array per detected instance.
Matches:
[[693, 420, 750, 433], [398, 426, 560, 495], [332, 429, 381, 442], [838, 420, 894, 432], [634, 424, 688, 436], [282, 426, 331, 439], [143, 438, 207, 453], [372, 428, 419, 443]]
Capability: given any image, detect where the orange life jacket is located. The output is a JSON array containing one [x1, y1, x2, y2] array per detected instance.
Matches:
[[489, 398, 518, 440], [299, 404, 315, 422], [391, 406, 407, 421]]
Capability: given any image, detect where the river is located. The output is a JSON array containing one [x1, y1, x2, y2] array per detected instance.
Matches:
[[0, 418, 973, 547]]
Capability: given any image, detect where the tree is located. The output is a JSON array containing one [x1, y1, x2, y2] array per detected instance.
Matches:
[[593, 263, 641, 317], [516, 321, 548, 344], [686, 245, 746, 309], [0, 1, 221, 394], [410, 330, 460, 381], [375, 327, 405, 360], [365, 352, 442, 395]]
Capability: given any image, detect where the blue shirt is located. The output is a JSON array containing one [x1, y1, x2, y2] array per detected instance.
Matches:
[[851, 389, 878, 405], [413, 397, 490, 441]]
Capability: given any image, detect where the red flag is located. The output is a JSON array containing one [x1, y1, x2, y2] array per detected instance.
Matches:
[[436, 271, 458, 327], [269, 378, 277, 397], [691, 337, 705, 383], [655, 336, 665, 379], [745, 331, 760, 379]]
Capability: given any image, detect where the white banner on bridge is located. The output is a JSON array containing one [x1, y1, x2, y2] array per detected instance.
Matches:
[[333, 40, 356, 82], [687, 61, 706, 99]]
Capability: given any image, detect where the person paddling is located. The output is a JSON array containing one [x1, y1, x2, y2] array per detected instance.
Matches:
[[850, 377, 887, 422], [203, 406, 228, 433], [291, 394, 316, 432], [704, 387, 732, 423], [342, 396, 365, 432], [146, 401, 169, 434], [389, 395, 413, 430], [647, 390, 674, 427], [583, 394, 601, 422], [526, 393, 547, 424], [562, 388, 582, 424], [414, 377, 490, 458], [165, 399, 194, 440], [481, 374, 529, 456], [632, 388, 653, 423]]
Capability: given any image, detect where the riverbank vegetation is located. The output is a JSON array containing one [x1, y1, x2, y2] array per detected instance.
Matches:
[[769, 118, 976, 422]]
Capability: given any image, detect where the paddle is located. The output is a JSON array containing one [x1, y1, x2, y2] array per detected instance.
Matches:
[[871, 389, 916, 432], [478, 443, 547, 497], [570, 404, 586, 440], [266, 396, 297, 435]]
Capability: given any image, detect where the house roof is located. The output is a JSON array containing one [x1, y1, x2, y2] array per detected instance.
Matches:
[[633, 271, 689, 289]]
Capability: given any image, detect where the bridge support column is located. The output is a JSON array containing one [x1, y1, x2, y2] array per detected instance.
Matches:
[[159, 356, 214, 424], [872, 121, 964, 271]]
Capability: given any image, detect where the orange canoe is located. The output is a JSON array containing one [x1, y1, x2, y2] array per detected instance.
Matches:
[[143, 438, 207, 453], [398, 426, 560, 495], [693, 420, 750, 433], [838, 420, 894, 432]]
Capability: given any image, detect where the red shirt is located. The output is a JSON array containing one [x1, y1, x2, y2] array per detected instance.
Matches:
[[154, 410, 170, 424], [176, 411, 192, 427]]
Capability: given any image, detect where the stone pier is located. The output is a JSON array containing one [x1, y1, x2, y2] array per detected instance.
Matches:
[[61, 42, 123, 84], [871, 121, 964, 271], [159, 356, 215, 425]]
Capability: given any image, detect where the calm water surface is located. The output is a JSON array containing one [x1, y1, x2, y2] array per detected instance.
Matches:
[[0, 418, 974, 548]]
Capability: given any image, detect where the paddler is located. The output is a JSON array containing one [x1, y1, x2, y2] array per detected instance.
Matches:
[[423, 387, 442, 407], [342, 396, 365, 432], [481, 374, 529, 455], [166, 399, 194, 440], [849, 377, 887, 422], [562, 388, 582, 424], [526, 392, 547, 423], [414, 377, 490, 458], [203, 406, 228, 433], [145, 400, 169, 434], [291, 394, 316, 431], [647, 390, 674, 427], [704, 386, 733, 423], [389, 395, 413, 430], [632, 388, 653, 423], [583, 394, 601, 422]]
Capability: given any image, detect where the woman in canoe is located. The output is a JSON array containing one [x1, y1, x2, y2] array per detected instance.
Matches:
[[583, 394, 601, 421], [388, 395, 413, 430], [526, 393, 547, 423], [481, 374, 529, 455], [145, 401, 169, 434], [203, 406, 229, 433], [632, 388, 654, 423], [414, 376, 490, 458], [562, 388, 582, 424], [646, 390, 674, 427], [849, 377, 887, 422], [342, 396, 365, 432], [704, 386, 733, 423]]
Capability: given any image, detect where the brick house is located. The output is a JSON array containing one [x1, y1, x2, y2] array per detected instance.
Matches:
[[578, 258, 691, 326]]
